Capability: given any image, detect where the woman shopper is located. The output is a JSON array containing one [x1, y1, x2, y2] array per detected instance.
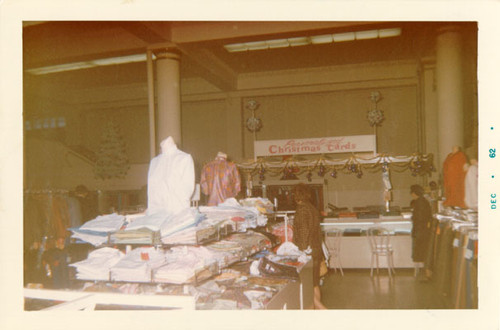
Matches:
[[410, 184, 432, 280], [293, 183, 327, 309]]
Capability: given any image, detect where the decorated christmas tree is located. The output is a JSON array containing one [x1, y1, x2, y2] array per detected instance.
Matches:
[[94, 120, 130, 179]]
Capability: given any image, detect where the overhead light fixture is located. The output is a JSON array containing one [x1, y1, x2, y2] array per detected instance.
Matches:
[[288, 37, 310, 47], [223, 43, 248, 52], [379, 28, 402, 38], [310, 34, 333, 44], [92, 54, 147, 66], [245, 41, 268, 51], [26, 53, 151, 75], [267, 39, 289, 49], [223, 27, 402, 53], [355, 30, 379, 40], [27, 62, 96, 75], [332, 32, 355, 42]]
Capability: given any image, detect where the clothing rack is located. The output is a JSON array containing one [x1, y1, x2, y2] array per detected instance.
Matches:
[[426, 213, 478, 308], [24, 190, 74, 283]]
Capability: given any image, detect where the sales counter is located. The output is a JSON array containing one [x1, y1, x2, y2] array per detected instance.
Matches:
[[321, 216, 414, 269]]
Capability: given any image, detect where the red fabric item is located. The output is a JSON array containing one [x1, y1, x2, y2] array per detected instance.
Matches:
[[443, 150, 467, 208], [272, 223, 293, 244]]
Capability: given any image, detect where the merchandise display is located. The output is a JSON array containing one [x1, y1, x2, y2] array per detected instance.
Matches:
[[23, 191, 318, 310]]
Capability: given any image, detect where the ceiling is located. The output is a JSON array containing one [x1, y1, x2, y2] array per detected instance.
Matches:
[[23, 21, 447, 96]]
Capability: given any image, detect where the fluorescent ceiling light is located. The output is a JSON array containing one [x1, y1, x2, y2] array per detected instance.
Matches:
[[288, 37, 310, 47], [245, 41, 268, 51], [379, 28, 402, 38], [355, 30, 379, 40], [26, 53, 150, 75], [27, 62, 96, 75], [310, 34, 333, 44], [223, 43, 248, 52], [332, 32, 355, 42], [224, 27, 402, 52], [267, 39, 289, 49], [93, 54, 147, 66]]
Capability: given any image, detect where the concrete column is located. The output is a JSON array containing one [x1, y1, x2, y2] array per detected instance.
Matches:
[[225, 95, 244, 160], [436, 25, 464, 167], [155, 48, 182, 148]]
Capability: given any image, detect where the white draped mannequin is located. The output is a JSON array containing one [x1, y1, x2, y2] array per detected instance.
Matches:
[[147, 137, 195, 215]]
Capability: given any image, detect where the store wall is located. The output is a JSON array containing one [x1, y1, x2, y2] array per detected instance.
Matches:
[[240, 85, 419, 157], [181, 98, 229, 181], [24, 57, 474, 208], [177, 60, 425, 210]]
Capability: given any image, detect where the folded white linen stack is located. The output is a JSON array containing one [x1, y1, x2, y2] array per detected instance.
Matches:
[[80, 213, 126, 232], [70, 247, 124, 281], [160, 207, 202, 238], [154, 246, 216, 284], [110, 247, 166, 283], [124, 212, 168, 232], [161, 218, 233, 245], [70, 213, 126, 246], [160, 226, 199, 245]]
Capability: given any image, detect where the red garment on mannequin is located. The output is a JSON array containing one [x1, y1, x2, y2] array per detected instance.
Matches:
[[443, 150, 467, 208]]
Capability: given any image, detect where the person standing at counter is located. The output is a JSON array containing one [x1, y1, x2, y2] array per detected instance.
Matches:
[[293, 183, 327, 309], [410, 184, 432, 279]]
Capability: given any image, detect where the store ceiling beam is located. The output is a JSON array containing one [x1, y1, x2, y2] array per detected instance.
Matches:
[[178, 45, 238, 91]]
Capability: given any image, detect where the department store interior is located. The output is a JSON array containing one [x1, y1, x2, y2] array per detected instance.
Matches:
[[20, 21, 480, 313]]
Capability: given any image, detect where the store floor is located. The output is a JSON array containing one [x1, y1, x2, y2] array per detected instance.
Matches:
[[320, 268, 449, 309]]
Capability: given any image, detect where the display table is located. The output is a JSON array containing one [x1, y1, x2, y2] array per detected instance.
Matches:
[[322, 217, 414, 269], [24, 257, 313, 310]]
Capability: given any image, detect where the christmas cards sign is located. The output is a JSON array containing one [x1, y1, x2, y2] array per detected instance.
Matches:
[[254, 135, 376, 157]]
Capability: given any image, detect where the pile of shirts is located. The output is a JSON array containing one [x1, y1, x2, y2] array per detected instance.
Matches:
[[70, 247, 124, 281], [110, 247, 166, 282], [70, 199, 271, 247], [70, 213, 126, 246], [155, 246, 217, 284]]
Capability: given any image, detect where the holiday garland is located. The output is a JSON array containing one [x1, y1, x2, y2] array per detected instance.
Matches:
[[237, 153, 435, 182]]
